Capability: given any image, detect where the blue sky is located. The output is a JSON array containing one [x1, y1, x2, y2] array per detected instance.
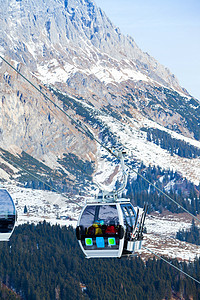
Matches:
[[95, 0, 200, 100]]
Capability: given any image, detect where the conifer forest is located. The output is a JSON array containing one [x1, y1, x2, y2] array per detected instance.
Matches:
[[0, 222, 200, 300]]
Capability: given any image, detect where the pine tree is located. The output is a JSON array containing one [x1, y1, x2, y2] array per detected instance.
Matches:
[[24, 205, 28, 214]]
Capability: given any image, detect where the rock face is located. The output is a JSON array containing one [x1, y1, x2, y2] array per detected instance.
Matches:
[[0, 0, 200, 188], [0, 60, 95, 158], [1, 0, 182, 90]]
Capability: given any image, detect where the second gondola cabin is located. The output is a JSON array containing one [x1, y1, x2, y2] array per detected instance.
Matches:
[[0, 188, 16, 241], [76, 199, 146, 258]]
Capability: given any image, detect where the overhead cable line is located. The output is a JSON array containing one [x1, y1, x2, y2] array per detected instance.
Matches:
[[143, 246, 200, 285], [0, 55, 199, 285], [2, 150, 200, 286], [0, 55, 112, 156], [1, 151, 199, 286], [1, 54, 200, 224]]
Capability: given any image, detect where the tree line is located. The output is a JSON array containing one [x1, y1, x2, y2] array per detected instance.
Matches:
[[0, 222, 199, 299], [141, 127, 200, 159], [126, 164, 200, 215], [176, 219, 200, 245]]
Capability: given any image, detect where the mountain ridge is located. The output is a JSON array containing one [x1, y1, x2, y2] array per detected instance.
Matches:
[[1, 0, 184, 92], [0, 0, 200, 192]]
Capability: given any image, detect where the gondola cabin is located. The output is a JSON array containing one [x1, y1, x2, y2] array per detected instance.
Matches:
[[0, 189, 16, 241], [76, 200, 145, 258]]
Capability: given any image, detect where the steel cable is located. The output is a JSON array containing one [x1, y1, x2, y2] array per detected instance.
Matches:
[[1, 54, 199, 223], [143, 246, 200, 285], [1, 54, 200, 285]]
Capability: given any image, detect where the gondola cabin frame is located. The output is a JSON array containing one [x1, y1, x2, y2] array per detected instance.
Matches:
[[76, 200, 142, 258]]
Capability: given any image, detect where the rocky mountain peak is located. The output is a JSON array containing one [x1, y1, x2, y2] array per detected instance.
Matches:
[[1, 0, 183, 93]]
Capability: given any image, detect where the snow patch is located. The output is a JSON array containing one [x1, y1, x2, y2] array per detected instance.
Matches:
[[97, 115, 200, 185]]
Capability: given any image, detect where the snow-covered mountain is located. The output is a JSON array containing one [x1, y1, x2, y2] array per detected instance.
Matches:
[[0, 0, 200, 265], [0, 0, 200, 192], [1, 0, 181, 89]]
